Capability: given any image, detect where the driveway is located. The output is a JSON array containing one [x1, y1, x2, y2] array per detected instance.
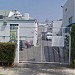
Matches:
[[0, 64, 75, 75]]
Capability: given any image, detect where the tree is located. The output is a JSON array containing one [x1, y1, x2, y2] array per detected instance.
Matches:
[[70, 24, 75, 68]]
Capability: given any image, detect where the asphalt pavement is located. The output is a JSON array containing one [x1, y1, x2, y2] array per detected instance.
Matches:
[[0, 64, 75, 75]]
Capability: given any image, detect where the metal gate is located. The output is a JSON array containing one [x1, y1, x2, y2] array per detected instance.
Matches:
[[18, 26, 71, 64]]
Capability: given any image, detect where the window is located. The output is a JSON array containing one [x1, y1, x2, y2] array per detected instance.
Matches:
[[15, 17, 19, 20], [10, 24, 18, 40], [10, 24, 18, 30], [2, 36, 5, 39], [0, 15, 3, 19], [69, 16, 73, 24], [65, 8, 67, 12]]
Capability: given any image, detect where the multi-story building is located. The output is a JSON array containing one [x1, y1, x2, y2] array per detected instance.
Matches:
[[62, 0, 75, 27], [0, 10, 38, 46], [51, 20, 62, 35]]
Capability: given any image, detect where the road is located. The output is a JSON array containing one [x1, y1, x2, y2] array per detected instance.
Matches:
[[0, 64, 75, 75]]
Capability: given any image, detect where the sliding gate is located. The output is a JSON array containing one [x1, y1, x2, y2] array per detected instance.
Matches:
[[19, 27, 71, 64]]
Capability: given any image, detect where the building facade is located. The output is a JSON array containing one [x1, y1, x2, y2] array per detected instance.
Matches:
[[51, 20, 62, 35], [0, 10, 38, 46], [62, 0, 75, 27]]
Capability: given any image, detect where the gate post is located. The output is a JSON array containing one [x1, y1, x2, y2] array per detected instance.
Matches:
[[65, 33, 71, 65], [14, 25, 19, 63], [41, 37, 43, 62], [17, 25, 19, 63], [62, 32, 71, 65], [69, 33, 71, 65]]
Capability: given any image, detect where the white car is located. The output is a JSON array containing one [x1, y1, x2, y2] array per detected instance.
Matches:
[[45, 32, 53, 40], [46, 35, 52, 40]]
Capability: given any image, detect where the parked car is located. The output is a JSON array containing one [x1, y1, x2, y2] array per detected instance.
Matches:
[[45, 32, 53, 40], [46, 35, 52, 40]]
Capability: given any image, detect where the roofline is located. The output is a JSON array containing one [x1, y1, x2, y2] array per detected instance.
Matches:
[[66, 23, 75, 27], [0, 19, 37, 21]]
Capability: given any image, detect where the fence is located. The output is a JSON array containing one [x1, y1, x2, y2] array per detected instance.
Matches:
[[18, 26, 71, 64], [0, 25, 71, 64]]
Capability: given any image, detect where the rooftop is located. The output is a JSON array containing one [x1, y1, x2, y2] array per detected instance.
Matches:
[[0, 10, 35, 21]]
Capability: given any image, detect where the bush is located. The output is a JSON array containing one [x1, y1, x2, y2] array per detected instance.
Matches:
[[0, 42, 16, 66], [71, 24, 75, 68]]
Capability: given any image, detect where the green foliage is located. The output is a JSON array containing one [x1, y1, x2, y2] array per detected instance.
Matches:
[[0, 42, 16, 65], [71, 24, 75, 68]]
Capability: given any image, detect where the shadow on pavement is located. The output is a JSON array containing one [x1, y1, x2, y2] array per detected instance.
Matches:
[[2, 63, 74, 75]]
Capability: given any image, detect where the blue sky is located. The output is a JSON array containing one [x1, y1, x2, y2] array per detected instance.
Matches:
[[0, 0, 67, 22]]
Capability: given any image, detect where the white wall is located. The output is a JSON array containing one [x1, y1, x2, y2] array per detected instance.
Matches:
[[52, 36, 64, 47], [0, 20, 38, 46], [52, 21, 62, 35], [34, 22, 38, 46], [62, 0, 74, 27], [19, 22, 38, 46], [39, 23, 48, 32], [0, 22, 10, 42]]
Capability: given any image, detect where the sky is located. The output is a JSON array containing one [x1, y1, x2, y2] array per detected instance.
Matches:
[[0, 0, 67, 22]]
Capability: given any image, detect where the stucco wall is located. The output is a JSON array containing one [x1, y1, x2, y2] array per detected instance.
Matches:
[[62, 0, 74, 26]]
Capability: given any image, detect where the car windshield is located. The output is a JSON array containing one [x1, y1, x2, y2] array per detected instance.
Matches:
[[47, 34, 52, 36]]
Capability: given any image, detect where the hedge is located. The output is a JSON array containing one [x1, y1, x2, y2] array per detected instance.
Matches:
[[0, 42, 16, 65], [71, 24, 75, 68]]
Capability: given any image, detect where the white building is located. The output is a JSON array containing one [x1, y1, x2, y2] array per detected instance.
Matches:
[[0, 10, 38, 46], [51, 20, 62, 35], [62, 0, 75, 27], [39, 22, 51, 32], [39, 20, 63, 47], [50, 20, 64, 47]]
